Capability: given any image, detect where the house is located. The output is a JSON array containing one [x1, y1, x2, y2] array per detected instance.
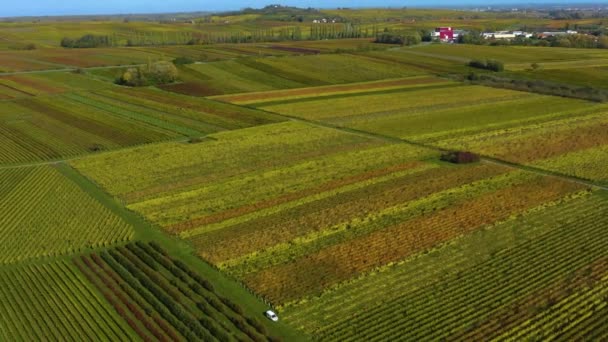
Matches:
[[432, 27, 454, 42]]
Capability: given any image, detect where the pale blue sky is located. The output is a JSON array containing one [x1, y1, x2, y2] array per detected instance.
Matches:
[[4, 1, 599, 17]]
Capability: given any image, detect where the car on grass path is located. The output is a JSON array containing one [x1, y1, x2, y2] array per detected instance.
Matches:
[[264, 310, 279, 322]]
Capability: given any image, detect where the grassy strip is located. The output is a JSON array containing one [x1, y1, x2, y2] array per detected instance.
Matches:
[[57, 162, 306, 341]]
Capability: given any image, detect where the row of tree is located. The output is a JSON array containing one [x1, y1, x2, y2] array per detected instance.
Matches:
[[61, 34, 112, 48], [374, 32, 421, 46], [61, 23, 380, 48]]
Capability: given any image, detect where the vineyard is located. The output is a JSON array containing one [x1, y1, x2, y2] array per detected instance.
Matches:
[[0, 165, 133, 264], [245, 82, 608, 186], [282, 191, 608, 341], [77, 242, 281, 341], [73, 120, 592, 307], [1, 8, 608, 341], [161, 53, 424, 96], [0, 260, 136, 341], [0, 80, 282, 165]]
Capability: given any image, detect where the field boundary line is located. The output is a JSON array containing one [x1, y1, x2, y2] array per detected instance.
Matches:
[[222, 99, 608, 193]]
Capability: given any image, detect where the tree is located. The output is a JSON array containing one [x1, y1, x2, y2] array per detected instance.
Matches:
[[116, 61, 178, 87], [599, 36, 608, 49], [61, 34, 110, 48]]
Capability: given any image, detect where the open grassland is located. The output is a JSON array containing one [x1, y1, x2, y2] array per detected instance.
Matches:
[[0, 165, 133, 264], [282, 190, 608, 341], [163, 53, 423, 96], [0, 260, 136, 341], [77, 242, 282, 342]]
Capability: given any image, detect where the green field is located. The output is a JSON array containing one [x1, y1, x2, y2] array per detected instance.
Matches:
[[77, 242, 283, 341], [246, 82, 608, 185], [283, 190, 608, 340], [1, 7, 608, 341], [0, 165, 133, 264], [162, 53, 423, 96], [0, 260, 136, 341]]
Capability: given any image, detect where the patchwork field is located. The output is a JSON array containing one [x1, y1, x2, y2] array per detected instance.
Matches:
[[0, 80, 282, 165], [242, 83, 608, 185], [161, 53, 423, 96], [282, 190, 608, 340], [1, 11, 607, 341], [212, 75, 453, 105], [72, 121, 593, 313], [0, 39, 394, 73]]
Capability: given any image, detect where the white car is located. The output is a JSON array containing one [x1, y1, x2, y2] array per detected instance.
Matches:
[[264, 310, 279, 322]]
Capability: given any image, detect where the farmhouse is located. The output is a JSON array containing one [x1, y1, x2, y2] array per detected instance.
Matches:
[[432, 27, 456, 42], [432, 27, 453, 42]]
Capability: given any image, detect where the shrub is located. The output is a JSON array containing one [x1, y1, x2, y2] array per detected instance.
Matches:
[[440, 151, 480, 164], [486, 59, 504, 72], [173, 56, 195, 65], [468, 59, 487, 69], [468, 59, 503, 72]]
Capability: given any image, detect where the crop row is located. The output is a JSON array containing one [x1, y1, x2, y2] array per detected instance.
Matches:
[[0, 260, 135, 341], [167, 53, 422, 96], [131, 141, 433, 229], [212, 76, 449, 105], [71, 121, 386, 200], [195, 163, 506, 267], [242, 173, 584, 304], [281, 191, 601, 329], [0, 165, 133, 264], [280, 192, 608, 341], [77, 242, 278, 342]]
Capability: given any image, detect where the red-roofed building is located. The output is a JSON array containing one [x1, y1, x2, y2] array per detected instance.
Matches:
[[432, 27, 454, 42]]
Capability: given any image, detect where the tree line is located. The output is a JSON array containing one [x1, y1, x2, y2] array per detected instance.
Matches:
[[60, 23, 375, 48]]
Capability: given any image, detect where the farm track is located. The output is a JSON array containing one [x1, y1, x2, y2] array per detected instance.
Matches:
[[0, 64, 145, 76]]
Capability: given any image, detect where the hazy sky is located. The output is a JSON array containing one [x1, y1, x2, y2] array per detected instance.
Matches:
[[4, 0, 598, 17]]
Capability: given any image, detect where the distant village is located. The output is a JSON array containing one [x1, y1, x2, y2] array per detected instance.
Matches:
[[431, 26, 589, 43]]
